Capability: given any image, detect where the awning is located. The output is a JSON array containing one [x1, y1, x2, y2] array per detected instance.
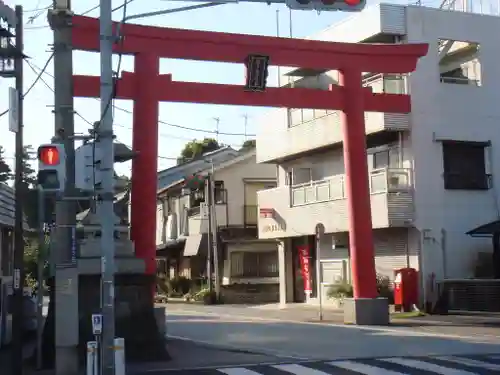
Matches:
[[466, 220, 500, 237], [183, 234, 205, 257], [156, 238, 186, 257]]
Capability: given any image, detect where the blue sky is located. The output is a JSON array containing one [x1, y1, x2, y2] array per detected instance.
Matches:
[[0, 0, 437, 177]]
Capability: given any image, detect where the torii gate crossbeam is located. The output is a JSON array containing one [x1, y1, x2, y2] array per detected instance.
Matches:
[[71, 14, 427, 323]]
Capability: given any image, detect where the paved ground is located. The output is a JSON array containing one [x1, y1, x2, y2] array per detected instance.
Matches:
[[8, 301, 500, 374], [136, 354, 500, 374], [164, 302, 500, 340]]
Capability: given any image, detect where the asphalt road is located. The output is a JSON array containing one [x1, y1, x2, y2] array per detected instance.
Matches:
[[163, 304, 500, 362]]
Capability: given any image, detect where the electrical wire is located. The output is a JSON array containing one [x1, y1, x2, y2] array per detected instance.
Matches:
[[94, 0, 130, 132], [25, 0, 138, 31], [28, 62, 256, 138], [25, 59, 184, 161], [81, 0, 137, 16], [0, 52, 55, 118]]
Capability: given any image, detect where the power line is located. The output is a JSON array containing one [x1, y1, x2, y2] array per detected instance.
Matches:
[[0, 52, 55, 118], [28, 61, 256, 137], [81, 0, 137, 16], [25, 60, 246, 148], [24, 59, 188, 162], [25, 0, 138, 31]]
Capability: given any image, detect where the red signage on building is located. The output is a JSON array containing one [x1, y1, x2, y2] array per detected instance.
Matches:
[[298, 245, 312, 293], [259, 208, 274, 218]]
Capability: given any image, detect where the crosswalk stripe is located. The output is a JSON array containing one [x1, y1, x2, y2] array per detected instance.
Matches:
[[436, 356, 500, 370], [380, 357, 477, 375], [217, 368, 264, 375], [327, 360, 409, 375], [272, 364, 331, 375]]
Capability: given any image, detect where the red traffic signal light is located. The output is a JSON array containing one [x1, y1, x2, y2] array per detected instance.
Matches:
[[286, 0, 365, 10], [38, 145, 60, 166]]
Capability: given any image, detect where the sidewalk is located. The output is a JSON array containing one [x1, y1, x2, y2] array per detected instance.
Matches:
[[1, 340, 38, 375]]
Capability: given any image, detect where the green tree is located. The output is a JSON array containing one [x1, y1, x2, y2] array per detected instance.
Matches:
[[240, 139, 256, 150], [0, 145, 12, 183], [179, 138, 220, 163], [21, 145, 37, 189], [23, 235, 50, 292]]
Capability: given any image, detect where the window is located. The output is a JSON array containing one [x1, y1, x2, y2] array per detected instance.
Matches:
[[214, 180, 226, 204], [230, 251, 279, 278], [291, 168, 312, 185], [371, 147, 400, 169], [442, 141, 490, 190]]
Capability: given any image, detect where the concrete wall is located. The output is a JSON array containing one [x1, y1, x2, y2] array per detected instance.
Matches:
[[406, 6, 500, 280]]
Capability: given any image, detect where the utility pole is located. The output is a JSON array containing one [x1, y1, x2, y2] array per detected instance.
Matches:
[[242, 114, 248, 141], [205, 177, 213, 294], [208, 163, 220, 301], [98, 0, 117, 373], [48, 1, 79, 374], [11, 5, 24, 375], [213, 117, 220, 143]]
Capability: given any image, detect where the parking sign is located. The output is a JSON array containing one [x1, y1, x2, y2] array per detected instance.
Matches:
[[92, 314, 102, 335]]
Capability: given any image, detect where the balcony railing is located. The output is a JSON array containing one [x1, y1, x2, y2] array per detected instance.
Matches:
[[363, 73, 406, 94], [291, 168, 412, 207]]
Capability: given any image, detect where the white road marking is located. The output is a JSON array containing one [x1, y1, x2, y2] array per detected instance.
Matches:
[[328, 360, 409, 375], [217, 368, 264, 375], [436, 356, 500, 370], [272, 364, 331, 375], [380, 357, 477, 375]]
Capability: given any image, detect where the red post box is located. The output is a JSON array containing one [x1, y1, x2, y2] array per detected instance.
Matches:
[[393, 268, 419, 312]]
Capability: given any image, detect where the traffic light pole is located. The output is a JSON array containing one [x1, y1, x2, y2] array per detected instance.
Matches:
[[49, 1, 79, 374], [11, 6, 25, 375], [98, 0, 117, 374]]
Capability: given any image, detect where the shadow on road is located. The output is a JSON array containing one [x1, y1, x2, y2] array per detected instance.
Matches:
[[165, 312, 500, 361]]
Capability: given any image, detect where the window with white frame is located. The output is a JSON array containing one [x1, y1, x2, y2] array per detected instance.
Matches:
[[369, 147, 400, 169]]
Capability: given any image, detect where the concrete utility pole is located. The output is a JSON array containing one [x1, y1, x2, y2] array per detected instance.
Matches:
[[97, 0, 117, 373], [11, 5, 25, 375], [205, 178, 213, 293], [213, 117, 220, 143], [208, 164, 221, 300], [49, 1, 79, 374]]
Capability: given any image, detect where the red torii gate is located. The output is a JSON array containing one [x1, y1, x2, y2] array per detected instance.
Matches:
[[71, 15, 427, 301]]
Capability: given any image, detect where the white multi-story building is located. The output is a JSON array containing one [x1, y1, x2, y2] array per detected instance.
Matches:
[[256, 4, 500, 306]]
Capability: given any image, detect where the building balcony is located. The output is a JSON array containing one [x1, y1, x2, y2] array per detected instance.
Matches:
[[257, 168, 414, 239], [186, 204, 228, 235], [257, 74, 409, 164]]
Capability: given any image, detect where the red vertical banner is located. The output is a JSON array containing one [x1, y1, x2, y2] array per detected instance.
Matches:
[[298, 245, 312, 293]]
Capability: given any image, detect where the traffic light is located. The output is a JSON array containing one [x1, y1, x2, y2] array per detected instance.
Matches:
[[37, 144, 66, 192], [285, 0, 366, 11]]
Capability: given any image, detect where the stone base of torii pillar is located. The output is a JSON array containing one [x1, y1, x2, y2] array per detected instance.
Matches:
[[37, 206, 169, 369]]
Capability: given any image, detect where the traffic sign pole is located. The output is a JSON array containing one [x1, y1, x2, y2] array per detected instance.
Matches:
[[315, 223, 325, 321]]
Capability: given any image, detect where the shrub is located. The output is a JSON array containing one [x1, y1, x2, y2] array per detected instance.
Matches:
[[327, 281, 354, 300], [326, 274, 394, 303], [193, 288, 216, 304], [376, 273, 393, 302], [170, 276, 192, 295]]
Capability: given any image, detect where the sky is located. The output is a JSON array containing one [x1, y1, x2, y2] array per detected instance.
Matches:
[[0, 0, 447, 177]]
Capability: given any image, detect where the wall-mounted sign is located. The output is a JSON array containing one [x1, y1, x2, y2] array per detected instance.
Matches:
[[259, 208, 274, 218], [262, 223, 285, 233]]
